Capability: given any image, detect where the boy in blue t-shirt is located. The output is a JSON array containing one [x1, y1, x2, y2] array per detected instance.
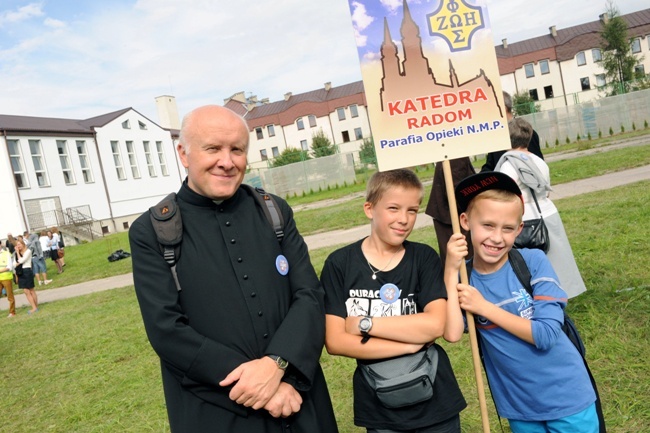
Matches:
[[444, 171, 599, 433]]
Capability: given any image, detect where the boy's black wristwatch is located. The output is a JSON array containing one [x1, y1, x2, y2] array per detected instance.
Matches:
[[359, 316, 373, 344]]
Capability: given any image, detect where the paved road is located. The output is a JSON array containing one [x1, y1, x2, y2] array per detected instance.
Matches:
[[2, 161, 650, 312]]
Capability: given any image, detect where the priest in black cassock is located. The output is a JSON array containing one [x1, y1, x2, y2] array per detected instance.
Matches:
[[129, 105, 338, 433]]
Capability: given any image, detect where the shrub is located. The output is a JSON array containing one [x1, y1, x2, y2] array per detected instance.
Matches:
[[311, 129, 337, 158]]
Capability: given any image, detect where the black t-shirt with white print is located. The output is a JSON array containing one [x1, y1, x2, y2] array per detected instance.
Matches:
[[321, 239, 466, 430]]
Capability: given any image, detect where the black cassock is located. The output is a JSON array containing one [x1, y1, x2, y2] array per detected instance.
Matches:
[[130, 181, 338, 433]]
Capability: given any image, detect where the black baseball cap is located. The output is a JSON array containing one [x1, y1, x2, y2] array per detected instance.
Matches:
[[455, 171, 523, 213]]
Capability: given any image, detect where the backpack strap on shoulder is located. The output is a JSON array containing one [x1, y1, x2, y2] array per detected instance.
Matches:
[[508, 249, 533, 296], [241, 184, 285, 243], [149, 192, 183, 291]]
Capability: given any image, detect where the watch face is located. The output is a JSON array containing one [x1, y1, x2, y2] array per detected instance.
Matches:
[[359, 317, 372, 332]]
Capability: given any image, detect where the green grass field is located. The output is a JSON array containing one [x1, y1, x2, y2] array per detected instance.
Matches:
[[1, 181, 649, 432]]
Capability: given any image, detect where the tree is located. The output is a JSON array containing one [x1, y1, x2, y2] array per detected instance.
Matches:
[[512, 91, 540, 116], [359, 137, 377, 165], [310, 129, 337, 157], [271, 147, 310, 167], [600, 1, 641, 95]]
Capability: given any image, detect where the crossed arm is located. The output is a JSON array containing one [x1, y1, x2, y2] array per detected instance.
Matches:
[[325, 299, 446, 361]]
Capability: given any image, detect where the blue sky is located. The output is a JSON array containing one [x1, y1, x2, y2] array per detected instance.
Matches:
[[1, 0, 647, 122]]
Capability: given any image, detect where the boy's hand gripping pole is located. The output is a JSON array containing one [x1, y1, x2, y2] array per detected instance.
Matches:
[[442, 159, 491, 433]]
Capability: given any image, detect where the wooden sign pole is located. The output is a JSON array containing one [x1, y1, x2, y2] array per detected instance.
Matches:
[[442, 159, 491, 433]]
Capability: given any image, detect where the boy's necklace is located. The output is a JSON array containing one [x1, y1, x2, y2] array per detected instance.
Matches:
[[364, 246, 402, 280]]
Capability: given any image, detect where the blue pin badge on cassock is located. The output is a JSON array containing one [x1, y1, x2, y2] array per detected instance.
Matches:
[[276, 254, 289, 276]]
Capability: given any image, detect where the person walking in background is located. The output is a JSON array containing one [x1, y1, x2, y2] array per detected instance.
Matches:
[[6, 233, 16, 254], [0, 241, 17, 317], [425, 158, 476, 267], [51, 227, 66, 267], [129, 105, 338, 432], [13, 239, 38, 314], [38, 231, 50, 261], [47, 230, 64, 274], [321, 169, 466, 433], [481, 91, 544, 172], [496, 118, 586, 298], [24, 230, 52, 286]]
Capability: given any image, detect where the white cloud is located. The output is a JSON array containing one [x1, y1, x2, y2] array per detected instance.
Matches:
[[380, 0, 403, 14], [351, 1, 374, 47], [0, 3, 44, 26], [44, 17, 65, 28]]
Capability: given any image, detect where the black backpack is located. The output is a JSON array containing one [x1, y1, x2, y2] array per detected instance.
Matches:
[[467, 249, 606, 432], [149, 184, 285, 291]]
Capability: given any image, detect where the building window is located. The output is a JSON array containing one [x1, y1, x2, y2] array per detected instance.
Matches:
[[7, 139, 28, 188], [123, 222, 130, 229], [354, 127, 363, 140], [76, 141, 94, 183], [337, 107, 346, 121], [543, 85, 554, 99], [155, 142, 169, 176], [528, 89, 539, 101], [539, 60, 549, 75], [524, 63, 534, 78], [121, 120, 130, 129], [635, 64, 646, 77], [631, 38, 641, 53], [138, 120, 147, 130], [296, 118, 304, 130], [580, 77, 591, 91], [308, 115, 317, 128], [255, 127, 264, 140], [29, 140, 50, 187], [260, 149, 268, 161], [350, 104, 359, 118], [300, 140, 308, 151], [56, 140, 76, 185], [267, 125, 275, 137], [125, 141, 141, 179], [143, 141, 157, 177], [111, 141, 126, 180], [576, 51, 586, 66], [272, 147, 279, 158], [592, 49, 602, 62], [342, 131, 350, 142], [596, 74, 606, 87]]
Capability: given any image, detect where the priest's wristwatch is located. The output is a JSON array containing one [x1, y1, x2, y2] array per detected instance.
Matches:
[[359, 316, 373, 344], [267, 354, 289, 370]]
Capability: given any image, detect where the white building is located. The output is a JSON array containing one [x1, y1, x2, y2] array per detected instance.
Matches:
[[224, 81, 371, 168], [0, 108, 183, 242], [496, 9, 650, 110]]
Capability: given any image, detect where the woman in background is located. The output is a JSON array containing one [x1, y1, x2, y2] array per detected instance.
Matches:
[[14, 239, 39, 314], [47, 230, 64, 274]]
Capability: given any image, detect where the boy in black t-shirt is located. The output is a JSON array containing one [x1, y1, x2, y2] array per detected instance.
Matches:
[[321, 169, 466, 432]]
